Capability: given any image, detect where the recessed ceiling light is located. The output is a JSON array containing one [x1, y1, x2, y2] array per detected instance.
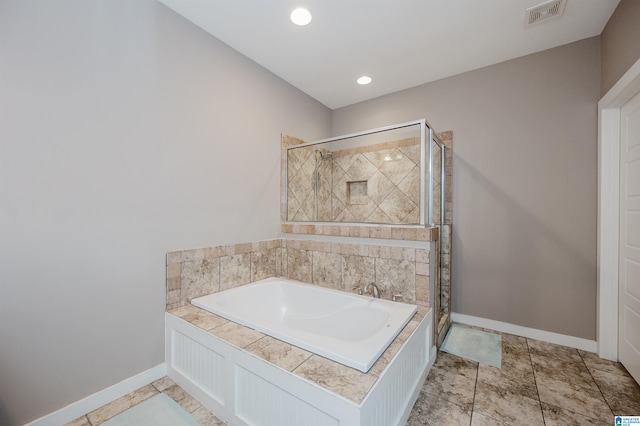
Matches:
[[357, 76, 372, 85], [290, 8, 312, 26]]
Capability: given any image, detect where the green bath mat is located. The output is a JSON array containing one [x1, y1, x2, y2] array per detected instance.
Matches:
[[102, 393, 200, 426], [441, 324, 502, 368]]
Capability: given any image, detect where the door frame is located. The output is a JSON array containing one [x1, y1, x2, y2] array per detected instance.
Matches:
[[598, 58, 640, 360]]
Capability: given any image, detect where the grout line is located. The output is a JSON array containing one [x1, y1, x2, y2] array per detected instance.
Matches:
[[577, 349, 616, 416], [524, 338, 547, 425], [291, 352, 315, 373], [469, 359, 479, 426]]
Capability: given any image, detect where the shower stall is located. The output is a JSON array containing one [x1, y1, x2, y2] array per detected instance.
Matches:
[[286, 119, 445, 227], [285, 119, 451, 344]]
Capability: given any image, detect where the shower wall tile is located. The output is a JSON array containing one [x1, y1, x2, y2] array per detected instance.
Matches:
[[168, 236, 436, 310], [166, 239, 282, 310], [441, 225, 452, 316], [439, 131, 453, 225], [280, 222, 439, 242], [167, 251, 181, 264], [180, 258, 219, 305], [283, 134, 424, 225], [219, 253, 251, 291], [415, 274, 429, 306], [251, 248, 277, 282], [234, 242, 253, 255], [167, 289, 180, 307], [280, 131, 452, 243], [167, 262, 181, 292], [312, 251, 343, 290], [391, 227, 405, 240], [285, 247, 313, 283], [180, 248, 206, 263], [416, 261, 429, 276], [376, 258, 416, 303], [440, 225, 451, 253], [342, 255, 375, 292], [275, 247, 283, 277], [278, 238, 433, 306], [416, 248, 429, 263]]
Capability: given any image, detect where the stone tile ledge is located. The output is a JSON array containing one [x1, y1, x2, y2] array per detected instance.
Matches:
[[281, 224, 438, 242], [168, 304, 429, 404]]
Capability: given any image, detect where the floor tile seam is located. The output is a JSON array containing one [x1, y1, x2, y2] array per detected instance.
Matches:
[[539, 401, 606, 424], [421, 389, 473, 413], [164, 385, 202, 414], [470, 359, 480, 422], [474, 373, 539, 402], [162, 384, 220, 419], [89, 388, 159, 426], [576, 348, 617, 415], [68, 380, 213, 425], [580, 355, 637, 380], [470, 406, 519, 426], [524, 337, 547, 424], [151, 379, 168, 393], [531, 360, 602, 388], [431, 363, 478, 381]]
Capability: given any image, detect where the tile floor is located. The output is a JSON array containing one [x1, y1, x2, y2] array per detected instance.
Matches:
[[409, 326, 640, 425], [65, 377, 225, 426], [67, 325, 640, 426]]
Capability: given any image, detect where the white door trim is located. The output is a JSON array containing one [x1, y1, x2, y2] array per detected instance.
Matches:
[[598, 58, 640, 360]]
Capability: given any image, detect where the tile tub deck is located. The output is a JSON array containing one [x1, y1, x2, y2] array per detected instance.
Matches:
[[167, 303, 430, 405]]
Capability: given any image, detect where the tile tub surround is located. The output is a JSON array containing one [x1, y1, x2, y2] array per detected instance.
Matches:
[[166, 239, 282, 311], [167, 304, 430, 404], [281, 238, 432, 306], [167, 237, 433, 310]]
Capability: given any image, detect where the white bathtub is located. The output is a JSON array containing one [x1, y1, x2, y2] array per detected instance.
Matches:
[[191, 277, 417, 372]]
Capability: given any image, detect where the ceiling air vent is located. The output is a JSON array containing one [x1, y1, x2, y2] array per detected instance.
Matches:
[[525, 0, 567, 27]]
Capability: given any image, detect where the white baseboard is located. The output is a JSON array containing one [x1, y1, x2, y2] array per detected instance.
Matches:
[[451, 312, 597, 353], [26, 363, 167, 426]]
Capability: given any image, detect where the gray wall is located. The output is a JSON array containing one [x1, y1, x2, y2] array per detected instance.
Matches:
[[601, 0, 640, 96], [332, 37, 600, 341], [0, 1, 330, 424]]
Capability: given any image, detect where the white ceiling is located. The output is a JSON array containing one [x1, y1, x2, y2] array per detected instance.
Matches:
[[158, 0, 619, 109]]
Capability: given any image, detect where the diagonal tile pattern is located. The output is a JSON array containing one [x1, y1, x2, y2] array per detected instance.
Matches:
[[68, 323, 640, 426], [286, 138, 423, 224]]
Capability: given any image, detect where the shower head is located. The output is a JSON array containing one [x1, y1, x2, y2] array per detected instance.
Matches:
[[316, 150, 333, 161]]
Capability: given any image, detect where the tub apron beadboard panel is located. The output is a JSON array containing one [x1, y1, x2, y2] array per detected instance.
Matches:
[[165, 309, 434, 426]]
